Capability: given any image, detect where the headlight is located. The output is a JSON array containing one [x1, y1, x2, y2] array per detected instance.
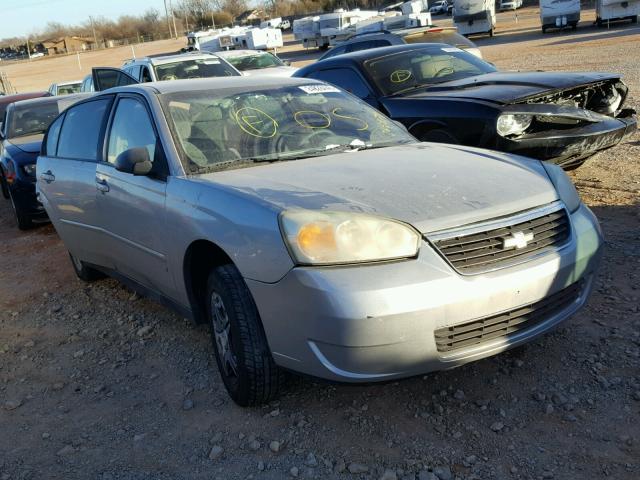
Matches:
[[542, 162, 581, 213], [280, 210, 420, 265], [22, 163, 37, 176], [496, 114, 533, 137]]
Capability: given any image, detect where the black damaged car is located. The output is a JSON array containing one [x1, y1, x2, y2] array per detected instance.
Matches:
[[295, 43, 636, 169]]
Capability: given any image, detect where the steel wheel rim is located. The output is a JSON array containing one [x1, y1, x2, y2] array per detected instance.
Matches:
[[210, 291, 238, 379]]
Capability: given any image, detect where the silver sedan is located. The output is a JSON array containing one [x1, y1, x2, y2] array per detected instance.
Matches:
[[36, 76, 602, 406]]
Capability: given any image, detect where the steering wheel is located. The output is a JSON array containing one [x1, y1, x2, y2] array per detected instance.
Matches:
[[434, 67, 455, 78], [274, 126, 334, 154]]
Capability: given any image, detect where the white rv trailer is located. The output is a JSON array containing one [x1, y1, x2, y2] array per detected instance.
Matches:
[[260, 17, 282, 28], [186, 27, 249, 52], [232, 27, 284, 50], [539, 0, 580, 32], [596, 0, 639, 26], [293, 9, 380, 49], [453, 0, 496, 36]]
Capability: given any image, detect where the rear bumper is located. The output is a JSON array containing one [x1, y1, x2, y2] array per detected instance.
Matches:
[[497, 110, 637, 167], [542, 12, 580, 27], [247, 204, 602, 382]]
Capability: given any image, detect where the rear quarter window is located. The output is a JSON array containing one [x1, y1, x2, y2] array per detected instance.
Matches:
[[56, 98, 111, 161], [43, 113, 65, 157]]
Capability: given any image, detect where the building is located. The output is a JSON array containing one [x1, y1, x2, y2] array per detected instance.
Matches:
[[42, 36, 95, 55]]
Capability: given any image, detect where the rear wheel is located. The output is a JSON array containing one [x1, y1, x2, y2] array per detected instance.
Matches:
[[69, 253, 105, 282], [571, 22, 577, 30], [596, 17, 603, 27], [207, 264, 285, 406], [542, 26, 547, 33], [417, 128, 459, 144]]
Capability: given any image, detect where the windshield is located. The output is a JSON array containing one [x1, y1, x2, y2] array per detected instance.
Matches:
[[57, 82, 82, 95], [364, 46, 496, 96], [6, 100, 64, 138], [153, 58, 238, 81], [226, 52, 284, 71], [161, 84, 415, 173]]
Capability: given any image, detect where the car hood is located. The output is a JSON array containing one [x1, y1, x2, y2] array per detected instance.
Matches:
[[6, 134, 43, 154], [243, 66, 298, 77], [195, 143, 559, 234], [395, 71, 621, 104]]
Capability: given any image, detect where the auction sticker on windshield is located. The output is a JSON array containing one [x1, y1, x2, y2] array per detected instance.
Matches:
[[299, 85, 341, 94]]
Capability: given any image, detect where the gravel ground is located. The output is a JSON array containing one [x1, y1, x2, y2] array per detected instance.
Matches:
[[1, 14, 639, 480]]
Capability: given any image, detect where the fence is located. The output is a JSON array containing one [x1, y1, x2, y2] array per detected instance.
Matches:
[[0, 71, 15, 94]]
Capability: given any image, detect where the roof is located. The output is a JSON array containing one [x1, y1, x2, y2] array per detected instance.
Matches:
[[102, 76, 320, 96], [10, 93, 91, 110], [0, 91, 50, 106], [133, 52, 224, 66], [56, 79, 83, 86], [214, 49, 265, 58]]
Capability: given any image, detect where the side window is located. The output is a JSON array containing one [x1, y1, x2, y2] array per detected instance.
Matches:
[[44, 113, 65, 156], [347, 40, 390, 54], [57, 99, 110, 161], [306, 68, 372, 99], [141, 66, 153, 83], [326, 45, 346, 58], [107, 97, 157, 165], [129, 65, 142, 81]]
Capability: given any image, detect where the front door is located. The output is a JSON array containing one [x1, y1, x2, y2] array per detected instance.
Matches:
[[94, 95, 172, 295]]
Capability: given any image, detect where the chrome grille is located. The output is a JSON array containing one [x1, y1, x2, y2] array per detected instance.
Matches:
[[429, 206, 570, 274], [434, 280, 584, 353]]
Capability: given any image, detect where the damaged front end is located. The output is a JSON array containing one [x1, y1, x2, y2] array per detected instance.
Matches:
[[494, 79, 637, 169]]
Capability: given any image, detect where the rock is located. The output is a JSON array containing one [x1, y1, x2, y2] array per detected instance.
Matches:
[[418, 472, 438, 480], [52, 382, 65, 391], [290, 466, 299, 477], [56, 445, 75, 456], [23, 340, 35, 348], [248, 439, 261, 451], [433, 466, 452, 480], [334, 459, 347, 473], [257, 461, 265, 471], [133, 433, 146, 442], [305, 452, 318, 467], [490, 422, 504, 432], [137, 325, 153, 337], [633, 391, 640, 401], [208, 445, 224, 460], [4, 399, 22, 410], [564, 414, 577, 423], [269, 408, 280, 417], [348, 463, 369, 474], [463, 455, 477, 467], [42, 432, 51, 440], [453, 389, 465, 400], [545, 404, 554, 414], [269, 440, 281, 453], [73, 350, 84, 358], [380, 469, 398, 480], [182, 399, 194, 411]]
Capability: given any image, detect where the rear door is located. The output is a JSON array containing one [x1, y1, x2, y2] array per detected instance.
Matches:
[[37, 96, 114, 267], [94, 94, 172, 294], [91, 67, 139, 92]]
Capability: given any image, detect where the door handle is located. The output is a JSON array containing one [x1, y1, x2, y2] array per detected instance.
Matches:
[[95, 178, 110, 193], [39, 170, 55, 183]]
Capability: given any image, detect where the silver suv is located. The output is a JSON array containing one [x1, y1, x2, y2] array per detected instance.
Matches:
[[120, 52, 241, 83], [36, 77, 602, 406]]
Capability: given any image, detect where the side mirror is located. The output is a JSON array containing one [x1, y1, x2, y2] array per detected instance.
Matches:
[[114, 147, 152, 176]]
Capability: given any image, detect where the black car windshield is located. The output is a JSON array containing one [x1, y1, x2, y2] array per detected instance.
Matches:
[[6, 97, 77, 139], [161, 84, 415, 173], [57, 82, 82, 95], [364, 46, 496, 96], [154, 58, 239, 81], [225, 52, 284, 71]]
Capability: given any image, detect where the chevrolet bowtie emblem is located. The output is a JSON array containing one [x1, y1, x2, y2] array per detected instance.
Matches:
[[502, 231, 534, 250]]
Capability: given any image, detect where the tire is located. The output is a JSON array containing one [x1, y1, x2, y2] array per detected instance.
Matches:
[[0, 172, 9, 200], [542, 26, 547, 33], [8, 188, 33, 230], [489, 27, 494, 37], [596, 17, 603, 27], [417, 128, 459, 144], [632, 15, 638, 24], [69, 252, 105, 282], [207, 264, 285, 406], [571, 23, 577, 30]]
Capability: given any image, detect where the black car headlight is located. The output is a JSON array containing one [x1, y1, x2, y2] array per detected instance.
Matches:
[[22, 163, 37, 176], [542, 162, 581, 213], [496, 114, 533, 137]]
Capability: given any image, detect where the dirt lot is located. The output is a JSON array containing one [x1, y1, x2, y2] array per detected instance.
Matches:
[[1, 8, 639, 480]]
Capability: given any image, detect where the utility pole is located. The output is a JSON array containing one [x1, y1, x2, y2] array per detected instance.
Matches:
[[26, 37, 31, 61], [164, 0, 173, 38], [89, 16, 98, 49], [211, 11, 216, 29], [169, 0, 178, 38]]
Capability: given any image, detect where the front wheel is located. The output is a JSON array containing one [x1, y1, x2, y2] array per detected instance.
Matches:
[[207, 264, 285, 406], [8, 188, 33, 230], [0, 172, 9, 199]]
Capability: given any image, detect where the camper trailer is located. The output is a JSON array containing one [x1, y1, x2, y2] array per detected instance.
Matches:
[[186, 27, 248, 52], [539, 0, 580, 32], [596, 0, 639, 26], [293, 9, 380, 49], [453, 0, 496, 36], [233, 28, 284, 50]]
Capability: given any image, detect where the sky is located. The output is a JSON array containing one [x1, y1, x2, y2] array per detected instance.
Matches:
[[1, 0, 174, 38]]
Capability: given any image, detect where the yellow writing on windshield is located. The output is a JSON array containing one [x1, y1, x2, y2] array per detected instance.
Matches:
[[294, 110, 331, 129], [331, 108, 369, 131], [390, 70, 412, 83], [234, 107, 278, 138]]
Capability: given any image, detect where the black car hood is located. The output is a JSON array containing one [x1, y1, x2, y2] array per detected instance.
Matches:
[[6, 134, 44, 154], [395, 71, 621, 104]]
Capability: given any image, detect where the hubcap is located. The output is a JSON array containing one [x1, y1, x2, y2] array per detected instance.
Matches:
[[210, 292, 238, 378]]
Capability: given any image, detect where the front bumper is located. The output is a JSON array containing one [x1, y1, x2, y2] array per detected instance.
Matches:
[[497, 109, 637, 168], [9, 178, 48, 219], [247, 204, 602, 382]]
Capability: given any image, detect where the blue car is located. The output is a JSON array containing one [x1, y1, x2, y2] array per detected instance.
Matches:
[[0, 94, 88, 229]]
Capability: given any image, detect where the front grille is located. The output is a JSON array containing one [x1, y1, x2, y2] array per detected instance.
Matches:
[[430, 207, 570, 274], [434, 280, 584, 353]]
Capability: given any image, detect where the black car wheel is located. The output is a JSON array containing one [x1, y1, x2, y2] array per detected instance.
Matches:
[[207, 264, 285, 406], [69, 253, 105, 282], [0, 172, 9, 200], [542, 26, 547, 33], [8, 188, 33, 230]]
